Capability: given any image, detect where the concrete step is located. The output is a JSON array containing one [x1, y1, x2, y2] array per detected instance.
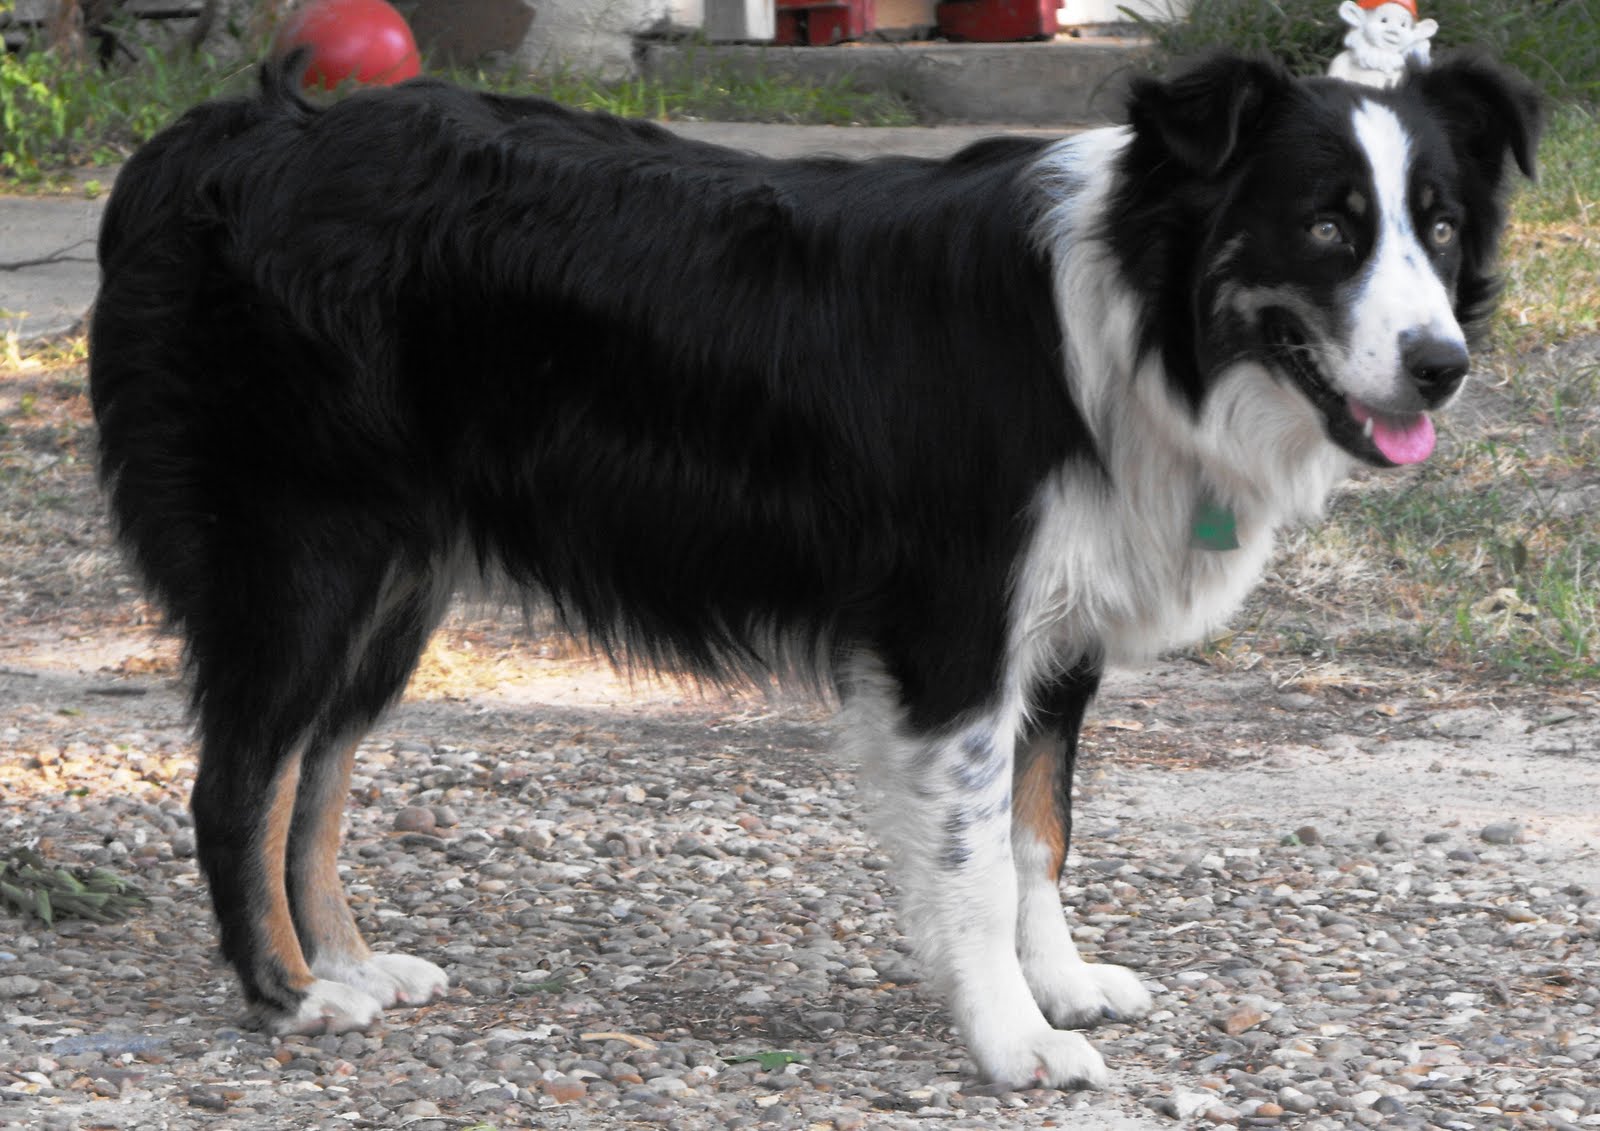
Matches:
[[638, 36, 1151, 126]]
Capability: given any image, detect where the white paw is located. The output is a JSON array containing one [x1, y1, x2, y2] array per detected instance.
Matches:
[[311, 952, 449, 1009], [1026, 958, 1154, 1030], [267, 979, 383, 1035], [1086, 962, 1154, 1022], [970, 1024, 1109, 1090]]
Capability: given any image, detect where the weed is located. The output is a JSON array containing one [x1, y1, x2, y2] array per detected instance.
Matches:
[[0, 37, 247, 182], [511, 976, 568, 994], [723, 1050, 807, 1070], [0, 848, 149, 926]]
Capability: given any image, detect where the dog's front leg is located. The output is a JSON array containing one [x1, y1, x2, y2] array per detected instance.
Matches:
[[850, 681, 1109, 1089], [1013, 666, 1154, 1029]]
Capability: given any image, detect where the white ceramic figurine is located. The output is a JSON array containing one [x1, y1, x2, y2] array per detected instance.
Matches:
[[1328, 0, 1438, 88]]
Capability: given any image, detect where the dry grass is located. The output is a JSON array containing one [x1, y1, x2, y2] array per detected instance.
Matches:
[[1499, 222, 1600, 347], [1232, 348, 1600, 682]]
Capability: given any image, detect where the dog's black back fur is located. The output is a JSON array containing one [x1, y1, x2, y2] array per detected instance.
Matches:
[[93, 69, 1089, 738]]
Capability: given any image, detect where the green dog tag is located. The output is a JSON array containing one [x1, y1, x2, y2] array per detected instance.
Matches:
[[1191, 497, 1240, 552]]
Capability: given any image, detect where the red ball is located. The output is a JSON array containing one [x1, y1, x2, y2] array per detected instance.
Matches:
[[273, 0, 421, 91]]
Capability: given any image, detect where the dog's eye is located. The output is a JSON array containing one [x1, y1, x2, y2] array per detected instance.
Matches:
[[1429, 218, 1458, 247], [1309, 219, 1345, 245]]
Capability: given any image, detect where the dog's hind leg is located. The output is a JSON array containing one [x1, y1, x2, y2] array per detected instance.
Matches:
[[1012, 665, 1153, 1030], [284, 568, 452, 1025], [191, 717, 375, 1035], [186, 539, 446, 1036]]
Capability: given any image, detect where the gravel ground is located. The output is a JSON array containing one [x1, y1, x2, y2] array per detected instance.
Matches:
[[3, 632, 1598, 1131]]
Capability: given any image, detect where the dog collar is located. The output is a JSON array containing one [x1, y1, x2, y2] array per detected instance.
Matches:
[[1191, 493, 1240, 552]]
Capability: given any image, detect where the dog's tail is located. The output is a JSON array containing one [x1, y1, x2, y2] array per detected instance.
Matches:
[[97, 59, 311, 271], [89, 62, 315, 638], [257, 47, 319, 114]]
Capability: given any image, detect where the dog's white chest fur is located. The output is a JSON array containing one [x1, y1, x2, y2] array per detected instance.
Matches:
[[1019, 458, 1282, 667], [1016, 130, 1352, 669]]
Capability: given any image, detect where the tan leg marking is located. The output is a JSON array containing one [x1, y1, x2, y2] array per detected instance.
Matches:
[[292, 736, 369, 965], [289, 736, 449, 1012], [259, 748, 315, 993], [1014, 740, 1066, 879]]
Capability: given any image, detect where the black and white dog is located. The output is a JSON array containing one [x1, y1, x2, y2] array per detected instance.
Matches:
[[89, 53, 1538, 1088]]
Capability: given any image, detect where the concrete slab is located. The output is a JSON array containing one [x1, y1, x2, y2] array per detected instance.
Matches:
[[640, 36, 1151, 125], [671, 119, 1065, 158], [0, 193, 103, 343]]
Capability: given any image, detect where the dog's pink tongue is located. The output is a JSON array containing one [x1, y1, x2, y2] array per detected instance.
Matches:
[[1348, 398, 1435, 464]]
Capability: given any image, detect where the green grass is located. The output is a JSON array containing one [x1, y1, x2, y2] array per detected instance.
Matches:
[[1132, 0, 1600, 100], [0, 33, 910, 186], [1489, 102, 1600, 230], [1494, 105, 1600, 347], [445, 56, 913, 128]]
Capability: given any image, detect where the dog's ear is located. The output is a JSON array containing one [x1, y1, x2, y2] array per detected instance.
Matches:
[[1127, 54, 1293, 178], [1409, 55, 1544, 184]]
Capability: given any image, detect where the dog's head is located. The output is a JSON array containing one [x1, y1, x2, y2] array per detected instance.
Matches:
[[1114, 53, 1541, 468]]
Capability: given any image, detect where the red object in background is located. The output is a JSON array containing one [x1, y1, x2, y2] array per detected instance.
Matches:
[[774, 0, 874, 45], [273, 0, 422, 90], [936, 0, 1058, 41]]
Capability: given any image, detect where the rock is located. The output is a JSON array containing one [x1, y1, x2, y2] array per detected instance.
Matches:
[[1279, 1087, 1316, 1114], [1293, 825, 1323, 846], [186, 1086, 229, 1111], [52, 1033, 168, 1057], [1217, 1004, 1270, 1036], [1171, 1091, 1220, 1119], [1479, 821, 1527, 845], [541, 1076, 588, 1103], [0, 975, 42, 999], [394, 806, 438, 833]]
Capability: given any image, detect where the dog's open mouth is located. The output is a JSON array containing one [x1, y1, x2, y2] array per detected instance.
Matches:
[[1263, 311, 1435, 467]]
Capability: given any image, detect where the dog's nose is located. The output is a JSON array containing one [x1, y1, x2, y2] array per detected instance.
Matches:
[[1403, 335, 1470, 406]]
